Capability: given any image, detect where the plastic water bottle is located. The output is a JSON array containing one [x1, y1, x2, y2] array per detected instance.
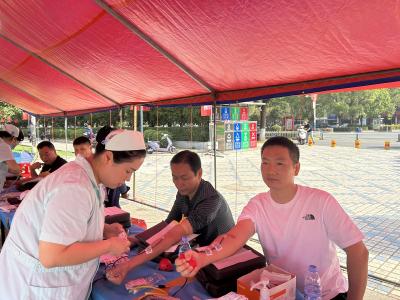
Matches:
[[304, 265, 322, 300], [178, 236, 197, 268], [250, 278, 270, 300]]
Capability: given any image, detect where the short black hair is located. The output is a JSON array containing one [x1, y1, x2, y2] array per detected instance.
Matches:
[[170, 150, 201, 174], [73, 136, 91, 146], [94, 125, 146, 164], [37, 141, 56, 151], [261, 136, 300, 164]]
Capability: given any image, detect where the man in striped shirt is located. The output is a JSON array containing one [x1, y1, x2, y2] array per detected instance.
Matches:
[[166, 150, 234, 246], [107, 150, 234, 284]]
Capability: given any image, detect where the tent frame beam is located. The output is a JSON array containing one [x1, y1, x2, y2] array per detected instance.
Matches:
[[0, 33, 121, 107], [0, 78, 64, 114], [133, 68, 400, 106], [94, 0, 215, 95]]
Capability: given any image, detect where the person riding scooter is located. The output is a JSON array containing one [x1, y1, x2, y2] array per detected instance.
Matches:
[[147, 133, 176, 154], [297, 125, 307, 145]]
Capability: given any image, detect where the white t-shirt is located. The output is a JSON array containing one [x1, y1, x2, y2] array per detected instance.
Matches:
[[238, 185, 364, 300], [0, 137, 14, 192]]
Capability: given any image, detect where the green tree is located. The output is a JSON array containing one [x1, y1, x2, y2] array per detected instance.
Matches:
[[364, 89, 395, 119], [0, 101, 24, 125]]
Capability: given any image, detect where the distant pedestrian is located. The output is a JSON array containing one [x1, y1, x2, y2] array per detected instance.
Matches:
[[304, 122, 314, 144]]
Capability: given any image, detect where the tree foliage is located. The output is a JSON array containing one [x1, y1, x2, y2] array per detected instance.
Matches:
[[0, 102, 23, 123], [2, 87, 400, 131]]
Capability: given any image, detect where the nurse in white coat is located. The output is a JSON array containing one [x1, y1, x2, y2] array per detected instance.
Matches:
[[0, 126, 146, 300], [0, 124, 24, 192]]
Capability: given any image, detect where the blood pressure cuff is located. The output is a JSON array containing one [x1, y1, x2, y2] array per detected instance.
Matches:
[[104, 211, 131, 229], [135, 221, 176, 262], [135, 221, 197, 262], [196, 245, 266, 297], [135, 221, 169, 247], [16, 179, 39, 191]]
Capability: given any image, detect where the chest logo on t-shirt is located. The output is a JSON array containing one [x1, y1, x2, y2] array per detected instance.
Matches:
[[302, 214, 315, 220]]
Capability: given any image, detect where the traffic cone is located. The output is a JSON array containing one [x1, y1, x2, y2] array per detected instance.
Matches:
[[384, 141, 390, 150], [308, 136, 313, 146], [354, 139, 361, 149], [330, 140, 336, 147]]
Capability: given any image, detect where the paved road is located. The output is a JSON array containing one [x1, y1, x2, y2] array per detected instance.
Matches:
[[313, 131, 400, 150]]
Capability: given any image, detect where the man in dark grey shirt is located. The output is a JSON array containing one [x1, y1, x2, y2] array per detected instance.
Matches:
[[166, 177, 234, 246], [106, 150, 234, 284], [166, 150, 234, 246]]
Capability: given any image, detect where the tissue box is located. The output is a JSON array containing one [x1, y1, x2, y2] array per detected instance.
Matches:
[[237, 264, 296, 300]]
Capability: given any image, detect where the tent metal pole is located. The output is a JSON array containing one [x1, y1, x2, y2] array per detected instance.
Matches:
[[36, 118, 40, 144], [74, 116, 77, 139], [64, 117, 68, 160], [43, 117, 46, 140], [119, 108, 123, 129], [109, 110, 112, 126], [131, 107, 137, 200], [213, 101, 217, 189], [140, 106, 143, 133], [51, 118, 54, 141], [95, 0, 214, 94], [190, 105, 193, 150], [30, 115, 37, 150]]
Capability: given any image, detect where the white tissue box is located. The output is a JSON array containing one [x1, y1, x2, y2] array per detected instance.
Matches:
[[237, 264, 296, 300]]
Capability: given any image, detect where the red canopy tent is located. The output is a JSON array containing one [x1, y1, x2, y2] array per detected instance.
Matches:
[[0, 0, 400, 116]]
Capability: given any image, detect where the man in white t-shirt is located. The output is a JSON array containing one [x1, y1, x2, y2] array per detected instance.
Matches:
[[176, 136, 368, 300]]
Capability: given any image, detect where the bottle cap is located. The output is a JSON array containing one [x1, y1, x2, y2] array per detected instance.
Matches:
[[308, 265, 317, 272]]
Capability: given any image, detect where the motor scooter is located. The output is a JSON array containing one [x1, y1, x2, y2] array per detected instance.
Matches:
[[297, 127, 307, 145], [83, 127, 97, 147], [147, 134, 176, 154]]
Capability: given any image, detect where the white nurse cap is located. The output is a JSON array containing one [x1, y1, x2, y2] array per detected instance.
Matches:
[[2, 124, 20, 138], [103, 129, 146, 151]]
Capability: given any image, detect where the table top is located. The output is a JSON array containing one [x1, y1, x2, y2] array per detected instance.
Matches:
[[91, 225, 210, 300]]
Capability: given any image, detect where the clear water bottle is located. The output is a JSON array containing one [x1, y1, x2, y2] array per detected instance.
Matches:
[[178, 236, 191, 256], [178, 236, 197, 268], [304, 265, 322, 300]]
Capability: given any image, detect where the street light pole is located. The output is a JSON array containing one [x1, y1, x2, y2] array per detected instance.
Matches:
[[311, 94, 317, 130]]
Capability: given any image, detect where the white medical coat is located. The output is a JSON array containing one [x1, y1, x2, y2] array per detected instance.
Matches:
[[0, 156, 105, 300], [0, 137, 14, 193]]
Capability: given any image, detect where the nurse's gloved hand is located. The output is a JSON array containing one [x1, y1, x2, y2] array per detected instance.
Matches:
[[107, 237, 130, 256]]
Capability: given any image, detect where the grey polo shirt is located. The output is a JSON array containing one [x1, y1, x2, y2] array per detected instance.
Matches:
[[166, 179, 234, 246]]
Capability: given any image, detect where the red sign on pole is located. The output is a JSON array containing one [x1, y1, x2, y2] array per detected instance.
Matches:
[[130, 105, 151, 111], [201, 105, 212, 116], [240, 107, 249, 120], [250, 131, 257, 148], [249, 121, 257, 131]]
